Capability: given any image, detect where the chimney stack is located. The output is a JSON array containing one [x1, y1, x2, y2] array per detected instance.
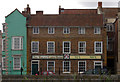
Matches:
[[26, 4, 31, 14], [98, 2, 102, 8]]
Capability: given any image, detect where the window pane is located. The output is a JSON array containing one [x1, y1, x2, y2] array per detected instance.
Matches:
[[78, 61, 86, 73], [63, 61, 70, 72], [47, 42, 55, 53], [47, 61, 55, 72], [14, 57, 20, 69], [63, 42, 70, 53], [32, 41, 39, 53]]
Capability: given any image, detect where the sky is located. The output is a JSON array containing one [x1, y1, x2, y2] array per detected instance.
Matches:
[[0, 0, 119, 31]]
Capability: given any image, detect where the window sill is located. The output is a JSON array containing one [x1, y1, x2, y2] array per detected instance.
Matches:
[[13, 68, 20, 70], [63, 72, 70, 73], [33, 33, 39, 34], [94, 52, 102, 54], [78, 52, 86, 54], [12, 49, 23, 51], [31, 52, 39, 53]]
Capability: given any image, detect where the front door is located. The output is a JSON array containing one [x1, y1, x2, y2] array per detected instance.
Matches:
[[32, 61, 39, 75]]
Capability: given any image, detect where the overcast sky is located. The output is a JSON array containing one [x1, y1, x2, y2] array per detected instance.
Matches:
[[0, 0, 119, 31]]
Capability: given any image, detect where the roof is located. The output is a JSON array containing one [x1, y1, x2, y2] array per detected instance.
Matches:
[[28, 14, 103, 26], [102, 8, 119, 18], [5, 9, 25, 18], [60, 9, 97, 14]]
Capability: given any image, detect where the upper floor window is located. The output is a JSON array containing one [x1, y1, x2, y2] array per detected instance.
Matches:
[[13, 56, 21, 70], [78, 27, 85, 34], [33, 27, 39, 34], [63, 27, 70, 34], [94, 41, 103, 54], [31, 41, 39, 53], [106, 24, 114, 32], [48, 27, 55, 34], [78, 41, 86, 53], [47, 41, 55, 53], [2, 39, 5, 51], [94, 27, 101, 34], [63, 41, 71, 53], [12, 37, 23, 50], [3, 25, 6, 33]]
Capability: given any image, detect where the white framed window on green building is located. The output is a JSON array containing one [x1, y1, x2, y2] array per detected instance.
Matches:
[[12, 36, 23, 50], [13, 56, 21, 70]]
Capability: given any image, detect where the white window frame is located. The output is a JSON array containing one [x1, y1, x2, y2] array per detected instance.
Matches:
[[47, 41, 55, 54], [2, 38, 5, 51], [78, 41, 86, 53], [13, 56, 21, 70], [78, 27, 85, 34], [63, 41, 71, 54], [12, 36, 23, 50], [63, 61, 71, 73], [31, 60, 39, 75], [47, 61, 55, 73], [94, 27, 101, 34], [94, 61, 103, 69], [106, 24, 114, 32], [33, 27, 39, 34], [63, 27, 70, 34], [94, 41, 103, 54], [48, 27, 55, 34], [2, 57, 6, 70], [78, 61, 86, 73], [31, 41, 39, 53]]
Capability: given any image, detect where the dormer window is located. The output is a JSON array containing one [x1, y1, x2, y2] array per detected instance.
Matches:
[[106, 24, 114, 32]]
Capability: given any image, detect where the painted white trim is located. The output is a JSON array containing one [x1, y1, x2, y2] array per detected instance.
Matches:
[[94, 61, 103, 69], [13, 56, 21, 70], [12, 36, 23, 50], [63, 27, 70, 34], [48, 27, 55, 34], [94, 41, 103, 54], [63, 61, 71, 73], [78, 27, 85, 34], [47, 61, 55, 73], [78, 61, 86, 73], [94, 27, 101, 34], [33, 27, 39, 34], [63, 41, 71, 54], [31, 41, 39, 53], [47, 41, 55, 54], [31, 60, 39, 75], [2, 57, 6, 70], [78, 41, 86, 54], [2, 38, 5, 51]]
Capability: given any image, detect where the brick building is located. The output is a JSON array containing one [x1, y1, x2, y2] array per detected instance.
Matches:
[[23, 5, 107, 75], [59, 2, 119, 74]]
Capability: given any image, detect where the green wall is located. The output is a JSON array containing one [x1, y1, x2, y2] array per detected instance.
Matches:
[[2, 9, 27, 75]]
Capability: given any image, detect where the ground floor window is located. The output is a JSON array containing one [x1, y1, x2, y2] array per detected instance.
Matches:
[[78, 61, 86, 73], [2, 57, 6, 70], [47, 61, 55, 73], [63, 61, 71, 73], [13, 57, 21, 70], [94, 61, 103, 69]]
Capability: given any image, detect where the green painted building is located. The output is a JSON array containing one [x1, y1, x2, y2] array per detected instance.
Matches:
[[2, 9, 27, 75]]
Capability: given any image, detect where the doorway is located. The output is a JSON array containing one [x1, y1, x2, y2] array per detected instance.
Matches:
[[31, 60, 39, 75]]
